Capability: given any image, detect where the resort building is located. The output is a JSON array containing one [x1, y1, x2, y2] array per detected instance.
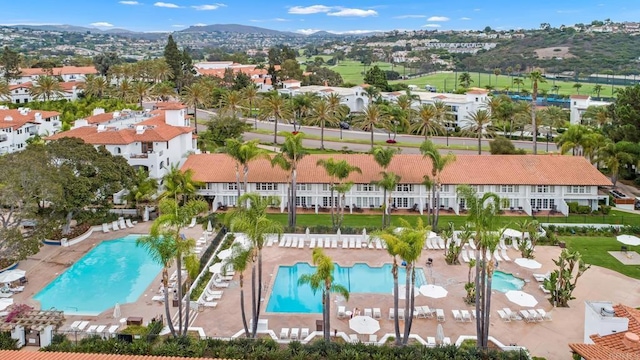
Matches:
[[569, 301, 640, 359], [47, 103, 197, 179], [7, 81, 84, 104], [10, 66, 98, 85], [569, 95, 612, 125], [0, 107, 62, 155], [181, 153, 611, 215]]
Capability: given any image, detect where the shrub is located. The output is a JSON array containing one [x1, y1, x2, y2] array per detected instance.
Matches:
[[567, 202, 579, 214], [577, 205, 592, 214], [599, 205, 612, 215]]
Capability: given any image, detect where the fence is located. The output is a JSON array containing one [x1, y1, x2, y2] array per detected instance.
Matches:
[[533, 214, 640, 227]]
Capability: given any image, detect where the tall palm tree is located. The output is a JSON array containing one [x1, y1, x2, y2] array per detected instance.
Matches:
[[373, 171, 401, 228], [573, 83, 583, 94], [459, 72, 473, 88], [464, 109, 492, 154], [371, 146, 398, 227], [112, 78, 132, 102], [131, 81, 152, 109], [332, 160, 361, 228], [226, 193, 283, 338], [223, 139, 269, 205], [363, 85, 380, 104], [162, 164, 202, 204], [152, 82, 176, 102], [596, 140, 635, 186], [354, 104, 388, 150], [271, 132, 307, 228], [152, 59, 173, 83], [582, 106, 611, 127], [291, 93, 316, 126], [395, 94, 415, 131], [182, 82, 209, 134], [457, 185, 501, 349], [410, 104, 443, 140], [557, 125, 590, 156], [222, 90, 243, 118], [543, 105, 568, 129], [259, 93, 292, 145], [593, 84, 603, 98], [136, 233, 178, 337], [182, 253, 200, 334], [30, 75, 64, 101], [242, 86, 259, 128], [420, 140, 456, 230], [528, 71, 547, 154], [223, 242, 253, 337], [83, 74, 109, 99], [374, 228, 403, 345], [307, 98, 339, 149], [512, 78, 524, 93]]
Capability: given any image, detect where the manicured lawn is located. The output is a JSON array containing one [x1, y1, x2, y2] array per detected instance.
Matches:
[[562, 236, 640, 280], [329, 61, 396, 84]]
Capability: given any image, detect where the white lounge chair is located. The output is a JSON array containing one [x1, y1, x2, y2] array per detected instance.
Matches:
[[421, 306, 434, 318], [337, 306, 346, 319], [497, 309, 511, 322], [331, 239, 338, 248], [202, 301, 217, 308], [436, 309, 445, 322], [461, 248, 470, 263], [349, 334, 359, 343], [112, 221, 120, 231], [291, 238, 298, 248], [493, 250, 503, 262], [364, 308, 372, 317], [414, 307, 426, 318], [188, 217, 197, 228], [389, 308, 395, 320], [443, 337, 451, 345], [152, 295, 165, 302], [69, 321, 82, 331], [285, 237, 293, 247], [86, 325, 98, 334], [279, 328, 289, 339], [118, 218, 127, 230], [290, 328, 299, 340], [427, 336, 436, 346], [368, 334, 377, 344], [108, 325, 119, 336], [512, 239, 520, 250], [373, 308, 381, 319], [368, 240, 375, 249], [301, 328, 309, 338], [77, 321, 89, 331], [267, 236, 275, 247], [309, 238, 316, 248], [125, 219, 135, 228], [469, 239, 477, 250], [342, 238, 348, 248], [469, 250, 476, 260], [533, 272, 550, 282], [298, 239, 305, 249], [375, 239, 383, 249], [438, 238, 445, 249], [519, 309, 533, 322], [452, 310, 463, 322], [461, 310, 472, 322], [499, 239, 507, 250], [426, 237, 434, 250], [102, 223, 110, 233], [355, 238, 362, 248], [528, 309, 541, 322], [95, 325, 106, 334], [503, 308, 517, 320], [537, 308, 552, 321], [539, 284, 551, 294], [398, 308, 405, 320], [501, 248, 511, 261]]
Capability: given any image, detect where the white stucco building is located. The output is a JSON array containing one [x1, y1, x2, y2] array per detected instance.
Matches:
[[182, 153, 611, 215], [569, 95, 612, 125], [7, 81, 83, 104], [47, 103, 197, 179], [0, 107, 62, 154], [10, 66, 98, 85]]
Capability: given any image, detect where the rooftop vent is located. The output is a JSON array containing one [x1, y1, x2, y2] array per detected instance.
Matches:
[[97, 125, 106, 132], [623, 332, 640, 349], [601, 305, 615, 317], [135, 125, 145, 135]]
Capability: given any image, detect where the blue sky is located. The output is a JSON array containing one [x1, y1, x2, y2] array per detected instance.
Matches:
[[2, 1, 640, 33]]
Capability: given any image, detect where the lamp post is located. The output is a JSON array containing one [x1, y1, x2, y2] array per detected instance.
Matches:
[[340, 125, 343, 140], [546, 131, 552, 153]]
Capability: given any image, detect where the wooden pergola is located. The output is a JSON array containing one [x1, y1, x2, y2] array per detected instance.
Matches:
[[0, 309, 65, 331]]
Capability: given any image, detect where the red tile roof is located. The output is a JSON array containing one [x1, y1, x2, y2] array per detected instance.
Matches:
[[181, 153, 612, 186], [0, 109, 60, 130], [466, 90, 488, 95], [570, 95, 590, 99], [20, 66, 98, 77], [569, 305, 640, 360], [0, 351, 227, 360], [8, 82, 32, 90], [154, 102, 187, 110]]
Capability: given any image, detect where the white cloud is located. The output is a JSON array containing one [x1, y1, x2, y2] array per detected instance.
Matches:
[[328, 8, 377, 17], [250, 18, 290, 23], [460, 17, 471, 20], [296, 28, 322, 35], [296, 28, 382, 35], [193, 23, 207, 26], [91, 22, 114, 27], [119, 1, 140, 5], [171, 24, 186, 27], [154, 2, 180, 8], [422, 24, 441, 28], [427, 16, 449, 21], [288, 5, 331, 14], [393, 15, 426, 19], [192, 4, 226, 11]]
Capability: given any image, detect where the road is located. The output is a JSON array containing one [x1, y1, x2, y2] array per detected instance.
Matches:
[[195, 109, 559, 154]]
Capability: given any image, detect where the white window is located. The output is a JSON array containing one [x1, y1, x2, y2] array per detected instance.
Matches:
[[256, 183, 278, 191], [532, 185, 554, 193], [355, 197, 380, 208], [567, 185, 587, 194], [500, 185, 519, 193], [295, 196, 312, 206], [296, 183, 310, 191], [223, 183, 239, 191], [470, 185, 485, 193], [392, 197, 409, 208], [441, 185, 450, 192], [322, 184, 330, 191], [395, 184, 414, 192], [322, 196, 337, 207], [222, 196, 237, 206], [356, 184, 378, 192]]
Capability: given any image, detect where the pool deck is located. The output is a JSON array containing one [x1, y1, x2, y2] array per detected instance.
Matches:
[[15, 228, 640, 359]]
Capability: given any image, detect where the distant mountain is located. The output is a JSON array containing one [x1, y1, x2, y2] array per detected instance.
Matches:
[[180, 24, 300, 36], [12, 24, 100, 33], [307, 30, 382, 37]]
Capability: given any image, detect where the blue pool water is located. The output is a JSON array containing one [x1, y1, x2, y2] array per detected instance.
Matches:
[[266, 263, 427, 313], [34, 235, 163, 315], [492, 271, 525, 293]]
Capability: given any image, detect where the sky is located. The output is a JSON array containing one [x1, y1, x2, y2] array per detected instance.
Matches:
[[2, 0, 640, 33]]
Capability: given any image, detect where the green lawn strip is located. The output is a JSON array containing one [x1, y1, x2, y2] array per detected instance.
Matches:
[[562, 236, 640, 280]]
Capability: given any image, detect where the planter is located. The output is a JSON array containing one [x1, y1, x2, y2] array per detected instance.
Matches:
[[0, 262, 18, 273]]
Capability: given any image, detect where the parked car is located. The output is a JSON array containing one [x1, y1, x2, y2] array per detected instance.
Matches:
[[339, 121, 350, 130]]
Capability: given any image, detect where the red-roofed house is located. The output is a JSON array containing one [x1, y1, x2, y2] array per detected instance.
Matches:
[[181, 153, 611, 213], [7, 81, 83, 104], [12, 66, 98, 85], [48, 107, 197, 179], [0, 107, 62, 154]]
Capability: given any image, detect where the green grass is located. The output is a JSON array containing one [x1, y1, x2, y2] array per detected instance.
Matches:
[[563, 236, 640, 280], [329, 61, 396, 84]]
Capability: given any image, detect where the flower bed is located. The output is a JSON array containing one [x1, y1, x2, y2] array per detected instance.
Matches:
[[47, 224, 92, 241]]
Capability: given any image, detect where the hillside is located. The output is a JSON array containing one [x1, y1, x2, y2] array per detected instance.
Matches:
[[180, 24, 299, 36]]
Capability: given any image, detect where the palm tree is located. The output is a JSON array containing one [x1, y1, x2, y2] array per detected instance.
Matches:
[[459, 72, 473, 88], [136, 233, 178, 336], [271, 132, 307, 228], [596, 140, 635, 186], [0, 80, 10, 102], [152, 197, 208, 335], [420, 140, 456, 230], [543, 105, 568, 130], [226, 193, 283, 338], [557, 125, 590, 156], [222, 90, 243, 118], [162, 164, 202, 204], [182, 253, 200, 334], [456, 185, 501, 349], [512, 78, 524, 93], [83, 74, 109, 99], [298, 248, 349, 341], [223, 139, 269, 205], [152, 59, 173, 83], [528, 71, 547, 154], [125, 167, 159, 213], [371, 146, 399, 227], [242, 86, 259, 128], [307, 98, 339, 149], [374, 228, 403, 345], [354, 104, 388, 150], [373, 171, 401, 228], [363, 86, 380, 104], [573, 83, 583, 94], [223, 242, 253, 337], [395, 94, 415, 131], [398, 219, 428, 344], [493, 68, 501, 85], [259, 93, 292, 145], [593, 84, 603, 98], [182, 82, 209, 134], [291, 93, 316, 127], [332, 160, 361, 228], [112, 78, 132, 102], [152, 82, 176, 102], [131, 81, 152, 109], [30, 75, 64, 101], [410, 104, 443, 140], [464, 109, 492, 154], [582, 106, 611, 127]]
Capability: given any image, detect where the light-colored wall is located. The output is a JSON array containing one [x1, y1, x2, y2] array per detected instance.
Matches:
[[583, 301, 629, 344]]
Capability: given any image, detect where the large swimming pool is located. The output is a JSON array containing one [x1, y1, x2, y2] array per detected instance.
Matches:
[[492, 271, 525, 293], [266, 263, 427, 313], [34, 235, 162, 315]]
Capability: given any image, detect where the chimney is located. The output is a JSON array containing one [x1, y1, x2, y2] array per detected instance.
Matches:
[[92, 108, 105, 116], [34, 112, 42, 122], [623, 332, 640, 349], [4, 116, 12, 122], [97, 125, 106, 132], [136, 125, 145, 135], [113, 111, 120, 119]]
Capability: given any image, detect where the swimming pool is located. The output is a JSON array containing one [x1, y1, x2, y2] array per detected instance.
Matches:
[[266, 263, 427, 313], [34, 235, 163, 315], [492, 271, 525, 293]]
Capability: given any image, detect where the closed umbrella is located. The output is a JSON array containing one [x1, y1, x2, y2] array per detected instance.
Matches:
[[337, 228, 341, 240], [113, 303, 121, 319], [617, 235, 640, 246], [505, 290, 538, 307], [0, 269, 25, 284], [362, 228, 367, 241], [206, 220, 213, 233], [349, 315, 380, 335], [514, 258, 542, 269], [435, 323, 445, 345], [419, 284, 448, 299]]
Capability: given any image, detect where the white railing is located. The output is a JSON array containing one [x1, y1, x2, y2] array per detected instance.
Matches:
[[557, 199, 569, 216]]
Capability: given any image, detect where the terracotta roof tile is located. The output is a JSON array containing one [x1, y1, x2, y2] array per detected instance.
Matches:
[[154, 102, 187, 110], [0, 109, 60, 130], [20, 66, 98, 77], [8, 82, 32, 90], [466, 90, 488, 94], [570, 95, 590, 99], [181, 153, 612, 186], [0, 351, 228, 360]]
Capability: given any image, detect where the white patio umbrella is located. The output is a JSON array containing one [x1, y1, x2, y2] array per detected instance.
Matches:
[[349, 315, 380, 335], [435, 323, 445, 345], [514, 258, 542, 269], [143, 206, 150, 222], [419, 284, 448, 299], [617, 235, 640, 246], [502, 228, 523, 239], [209, 263, 223, 274], [505, 290, 538, 307], [0, 298, 13, 312], [217, 249, 233, 260], [394, 285, 420, 300], [113, 303, 121, 319], [206, 220, 213, 233], [0, 269, 25, 284]]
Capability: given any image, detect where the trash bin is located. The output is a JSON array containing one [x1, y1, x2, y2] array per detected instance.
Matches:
[[315, 320, 323, 332]]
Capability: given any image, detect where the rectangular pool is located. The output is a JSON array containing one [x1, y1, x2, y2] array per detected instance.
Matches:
[[34, 235, 163, 315], [266, 262, 427, 313]]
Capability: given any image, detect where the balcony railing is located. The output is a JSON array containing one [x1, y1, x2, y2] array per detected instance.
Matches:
[[0, 134, 7, 142], [130, 153, 149, 159]]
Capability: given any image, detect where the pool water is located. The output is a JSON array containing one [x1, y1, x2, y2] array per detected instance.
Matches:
[[266, 263, 427, 313], [34, 235, 163, 315], [492, 271, 525, 293]]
